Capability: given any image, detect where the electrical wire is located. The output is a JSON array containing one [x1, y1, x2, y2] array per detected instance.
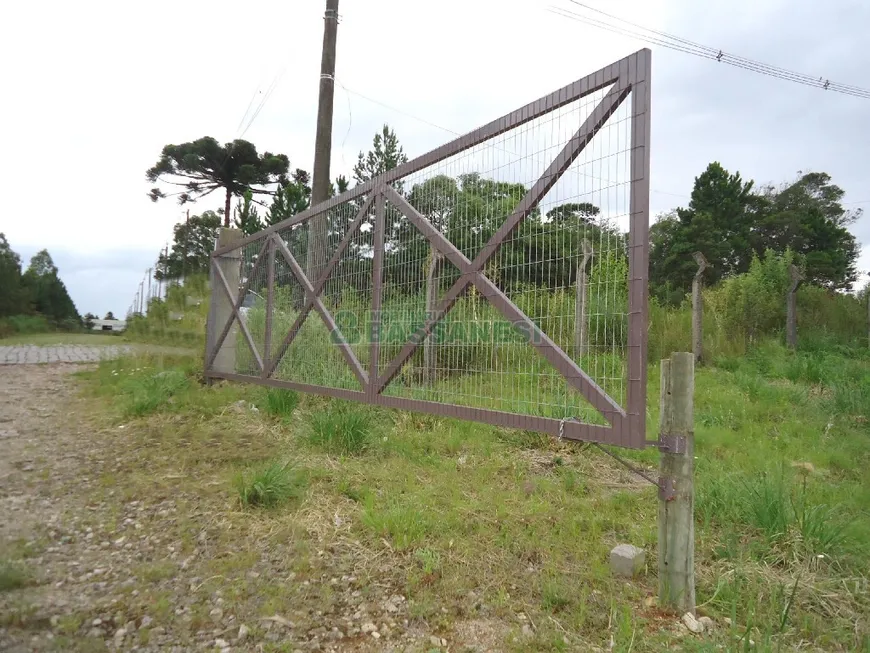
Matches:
[[549, 3, 870, 99]]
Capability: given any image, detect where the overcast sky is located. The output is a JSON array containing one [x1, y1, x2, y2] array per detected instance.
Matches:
[[1, 0, 867, 317]]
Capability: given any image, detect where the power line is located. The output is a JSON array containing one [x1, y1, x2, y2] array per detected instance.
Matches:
[[549, 2, 870, 99]]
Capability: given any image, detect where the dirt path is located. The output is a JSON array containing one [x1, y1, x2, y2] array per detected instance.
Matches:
[[0, 364, 489, 653]]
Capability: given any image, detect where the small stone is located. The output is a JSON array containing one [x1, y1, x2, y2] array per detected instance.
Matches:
[[521, 624, 534, 637], [210, 607, 224, 621], [430, 635, 441, 646], [237, 624, 249, 641], [140, 615, 153, 629], [361, 622, 377, 633], [698, 616, 714, 630], [114, 628, 127, 641], [682, 612, 704, 634], [215, 638, 229, 647], [92, 618, 102, 627], [371, 631, 381, 639], [609, 543, 646, 577], [723, 617, 733, 626]]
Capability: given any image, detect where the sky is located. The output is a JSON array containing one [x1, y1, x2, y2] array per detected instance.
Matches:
[[1, 0, 867, 317]]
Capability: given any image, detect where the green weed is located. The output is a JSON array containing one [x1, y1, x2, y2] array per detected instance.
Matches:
[[307, 402, 373, 455], [0, 559, 30, 591], [261, 388, 300, 419], [234, 460, 307, 508]]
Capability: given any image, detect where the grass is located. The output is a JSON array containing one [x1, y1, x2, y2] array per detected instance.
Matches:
[[307, 401, 375, 455], [259, 388, 300, 419], [0, 332, 124, 346], [234, 460, 308, 508], [0, 560, 30, 592], [60, 337, 870, 651]]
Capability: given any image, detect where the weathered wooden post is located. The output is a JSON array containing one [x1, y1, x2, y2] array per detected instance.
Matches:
[[206, 228, 243, 378], [574, 239, 594, 357], [423, 248, 443, 383], [658, 351, 695, 614], [786, 264, 803, 350], [691, 252, 708, 365]]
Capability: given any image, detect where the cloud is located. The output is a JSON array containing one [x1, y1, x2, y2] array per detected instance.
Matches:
[[1, 0, 867, 306]]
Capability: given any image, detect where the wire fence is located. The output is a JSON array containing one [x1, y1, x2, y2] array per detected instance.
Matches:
[[208, 49, 651, 449]]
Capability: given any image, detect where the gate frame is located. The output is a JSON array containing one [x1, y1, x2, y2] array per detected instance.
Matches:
[[205, 48, 652, 450]]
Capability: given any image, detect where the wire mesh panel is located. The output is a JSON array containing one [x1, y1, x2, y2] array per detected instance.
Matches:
[[206, 49, 650, 449]]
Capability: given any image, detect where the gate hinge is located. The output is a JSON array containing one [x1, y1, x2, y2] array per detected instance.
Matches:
[[658, 477, 677, 501], [657, 434, 687, 454]]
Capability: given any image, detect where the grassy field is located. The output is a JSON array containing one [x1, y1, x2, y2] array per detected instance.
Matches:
[[0, 332, 125, 346], [23, 339, 861, 651]]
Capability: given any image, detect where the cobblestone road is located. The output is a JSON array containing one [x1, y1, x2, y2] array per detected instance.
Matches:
[[0, 345, 191, 365], [0, 345, 133, 364]]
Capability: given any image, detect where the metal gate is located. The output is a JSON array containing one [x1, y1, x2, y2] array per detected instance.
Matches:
[[205, 49, 651, 449]]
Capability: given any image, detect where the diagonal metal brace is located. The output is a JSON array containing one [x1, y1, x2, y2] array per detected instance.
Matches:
[[590, 442, 679, 501]]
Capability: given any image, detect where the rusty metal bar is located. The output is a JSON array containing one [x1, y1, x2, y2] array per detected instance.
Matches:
[[205, 237, 269, 370], [627, 48, 652, 449], [471, 273, 626, 423], [375, 82, 631, 395], [272, 235, 369, 388], [263, 239, 275, 377], [211, 54, 631, 257], [384, 186, 472, 274], [369, 190, 386, 396], [209, 370, 619, 443], [212, 260, 264, 373], [264, 195, 374, 377]]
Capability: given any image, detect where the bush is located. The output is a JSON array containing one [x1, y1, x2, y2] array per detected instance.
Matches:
[[234, 460, 307, 508]]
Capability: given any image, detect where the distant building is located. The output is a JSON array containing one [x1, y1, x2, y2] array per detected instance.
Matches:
[[90, 319, 126, 332]]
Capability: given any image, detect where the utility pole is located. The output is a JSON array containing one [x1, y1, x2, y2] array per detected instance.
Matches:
[[308, 0, 339, 282], [146, 268, 152, 312]]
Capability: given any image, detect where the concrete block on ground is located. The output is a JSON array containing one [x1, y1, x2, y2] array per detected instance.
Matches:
[[610, 543, 645, 577]]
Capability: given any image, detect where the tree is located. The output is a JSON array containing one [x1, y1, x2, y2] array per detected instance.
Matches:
[[266, 169, 312, 226], [0, 233, 30, 317], [546, 202, 600, 224], [21, 250, 80, 326], [83, 313, 96, 329], [233, 189, 264, 236], [146, 137, 290, 227], [650, 163, 761, 302], [353, 125, 408, 184], [751, 173, 859, 290], [650, 164, 861, 303], [155, 211, 221, 280], [104, 311, 115, 321]]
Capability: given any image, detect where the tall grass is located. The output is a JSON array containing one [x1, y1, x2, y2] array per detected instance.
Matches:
[[307, 401, 374, 455], [697, 466, 853, 561], [234, 460, 307, 508]]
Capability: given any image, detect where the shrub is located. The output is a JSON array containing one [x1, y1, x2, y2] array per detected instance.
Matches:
[[234, 460, 307, 508]]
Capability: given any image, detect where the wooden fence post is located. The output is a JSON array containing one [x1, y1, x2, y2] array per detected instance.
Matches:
[[786, 264, 803, 350], [691, 252, 708, 365], [574, 239, 594, 357], [206, 228, 243, 378], [658, 351, 695, 614]]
